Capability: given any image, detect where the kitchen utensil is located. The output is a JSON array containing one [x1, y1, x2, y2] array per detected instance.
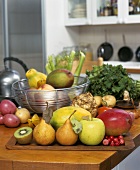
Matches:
[[97, 30, 113, 61], [12, 76, 90, 113], [118, 34, 133, 61], [135, 46, 140, 61], [0, 57, 28, 99]]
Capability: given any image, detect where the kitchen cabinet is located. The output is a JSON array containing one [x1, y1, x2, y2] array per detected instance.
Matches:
[[64, 0, 92, 26], [64, 0, 140, 26]]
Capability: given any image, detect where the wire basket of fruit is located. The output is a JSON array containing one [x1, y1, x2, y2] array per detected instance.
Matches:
[[12, 75, 89, 113]]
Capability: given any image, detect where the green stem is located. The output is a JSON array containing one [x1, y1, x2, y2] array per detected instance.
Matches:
[[74, 51, 85, 76], [67, 50, 76, 71], [73, 51, 85, 85]]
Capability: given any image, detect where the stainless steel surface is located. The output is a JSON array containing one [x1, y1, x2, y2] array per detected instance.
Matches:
[[0, 69, 20, 97], [12, 76, 90, 113], [0, 57, 28, 98]]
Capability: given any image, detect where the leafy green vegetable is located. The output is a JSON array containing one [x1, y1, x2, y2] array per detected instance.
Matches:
[[86, 64, 140, 100]]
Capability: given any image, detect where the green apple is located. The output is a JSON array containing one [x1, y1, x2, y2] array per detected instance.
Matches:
[[79, 118, 105, 145]]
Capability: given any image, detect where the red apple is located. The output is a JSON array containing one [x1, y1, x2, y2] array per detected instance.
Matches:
[[97, 108, 132, 136]]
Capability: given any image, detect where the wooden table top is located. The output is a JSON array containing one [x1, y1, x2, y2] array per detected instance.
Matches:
[[0, 116, 140, 170]]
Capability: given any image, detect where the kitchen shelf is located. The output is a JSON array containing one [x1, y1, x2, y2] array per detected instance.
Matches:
[[64, 0, 140, 26]]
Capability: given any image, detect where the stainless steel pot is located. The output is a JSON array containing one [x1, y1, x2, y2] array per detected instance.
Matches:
[[0, 57, 28, 99]]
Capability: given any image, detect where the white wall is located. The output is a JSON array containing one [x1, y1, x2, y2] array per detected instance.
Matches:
[[44, 1, 140, 63], [44, 0, 80, 58]]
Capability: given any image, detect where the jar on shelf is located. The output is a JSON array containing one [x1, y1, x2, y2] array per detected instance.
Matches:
[[79, 44, 93, 61]]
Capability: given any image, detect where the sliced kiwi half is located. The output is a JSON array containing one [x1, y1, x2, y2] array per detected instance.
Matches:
[[14, 127, 33, 145]]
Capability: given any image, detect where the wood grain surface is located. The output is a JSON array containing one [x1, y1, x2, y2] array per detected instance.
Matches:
[[0, 117, 140, 170], [5, 133, 135, 151]]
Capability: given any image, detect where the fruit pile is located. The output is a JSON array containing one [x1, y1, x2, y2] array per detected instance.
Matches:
[[1, 59, 139, 148], [26, 68, 74, 90], [0, 91, 138, 148], [26, 50, 86, 91], [12, 103, 135, 147], [0, 99, 31, 127], [13, 106, 105, 146]]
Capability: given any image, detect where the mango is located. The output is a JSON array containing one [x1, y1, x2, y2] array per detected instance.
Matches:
[[50, 106, 92, 130], [46, 69, 74, 88]]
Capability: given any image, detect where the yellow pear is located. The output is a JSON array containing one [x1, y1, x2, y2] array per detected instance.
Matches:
[[26, 68, 47, 88], [56, 111, 79, 146], [33, 118, 55, 145]]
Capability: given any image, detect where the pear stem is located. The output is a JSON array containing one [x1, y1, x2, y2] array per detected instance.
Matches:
[[69, 110, 77, 119]]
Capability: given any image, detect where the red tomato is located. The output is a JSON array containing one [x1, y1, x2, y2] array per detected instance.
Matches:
[[97, 106, 112, 115]]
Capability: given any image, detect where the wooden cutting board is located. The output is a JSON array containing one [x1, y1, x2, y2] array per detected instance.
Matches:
[[5, 132, 135, 151]]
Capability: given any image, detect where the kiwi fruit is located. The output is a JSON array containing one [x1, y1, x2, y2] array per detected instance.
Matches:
[[14, 127, 33, 144]]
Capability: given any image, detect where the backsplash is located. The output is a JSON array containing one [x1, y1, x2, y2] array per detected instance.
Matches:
[[79, 24, 140, 62]]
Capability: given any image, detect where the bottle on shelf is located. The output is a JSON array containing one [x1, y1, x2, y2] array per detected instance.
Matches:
[[103, 1, 113, 16], [129, 0, 135, 15], [111, 0, 118, 16], [134, 0, 140, 14]]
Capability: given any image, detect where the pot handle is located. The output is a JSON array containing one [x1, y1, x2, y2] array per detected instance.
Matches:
[[4, 57, 28, 72]]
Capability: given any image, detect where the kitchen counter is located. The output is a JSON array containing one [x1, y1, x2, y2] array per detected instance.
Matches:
[[0, 117, 140, 170], [80, 61, 140, 74], [104, 61, 140, 75]]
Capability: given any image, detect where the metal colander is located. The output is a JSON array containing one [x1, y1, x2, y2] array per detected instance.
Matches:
[[12, 76, 90, 113]]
